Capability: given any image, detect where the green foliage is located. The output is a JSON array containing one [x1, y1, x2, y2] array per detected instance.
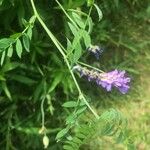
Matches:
[[65, 10, 92, 64], [0, 15, 35, 64], [0, 0, 149, 149], [63, 109, 131, 150]]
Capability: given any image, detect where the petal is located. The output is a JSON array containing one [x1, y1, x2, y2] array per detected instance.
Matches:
[[106, 84, 112, 91], [100, 81, 108, 88], [118, 85, 130, 94]]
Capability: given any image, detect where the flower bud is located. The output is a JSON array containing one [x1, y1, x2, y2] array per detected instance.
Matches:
[[43, 135, 49, 149]]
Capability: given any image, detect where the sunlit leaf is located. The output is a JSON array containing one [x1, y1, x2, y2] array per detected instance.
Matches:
[[0, 38, 14, 50], [82, 30, 91, 48], [94, 4, 103, 21], [73, 42, 82, 63], [76, 106, 87, 115], [1, 81, 12, 100], [68, 22, 78, 36], [2, 62, 19, 72], [72, 12, 85, 28], [62, 101, 78, 107], [48, 72, 63, 93], [87, 17, 93, 33], [1, 51, 5, 65], [29, 15, 36, 24], [7, 46, 13, 57], [56, 128, 69, 140], [16, 39, 22, 58], [27, 27, 33, 40], [0, 0, 4, 5], [22, 33, 30, 52], [87, 0, 94, 7], [0, 75, 5, 81], [66, 114, 77, 124], [10, 33, 22, 39]]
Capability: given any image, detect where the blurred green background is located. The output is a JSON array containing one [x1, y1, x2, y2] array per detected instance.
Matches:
[[0, 0, 150, 149]]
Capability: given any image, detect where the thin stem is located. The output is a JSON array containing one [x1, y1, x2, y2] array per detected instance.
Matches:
[[78, 61, 105, 73], [80, 95, 99, 119], [30, 0, 99, 119], [55, 0, 79, 30], [41, 97, 45, 127], [84, 5, 93, 30]]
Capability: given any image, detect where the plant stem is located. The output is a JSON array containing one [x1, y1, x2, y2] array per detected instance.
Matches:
[[30, 0, 99, 119], [78, 61, 105, 73], [41, 97, 45, 127], [55, 0, 79, 30]]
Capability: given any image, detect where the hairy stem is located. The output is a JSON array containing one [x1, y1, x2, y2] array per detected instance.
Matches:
[[41, 97, 45, 127], [78, 61, 104, 73]]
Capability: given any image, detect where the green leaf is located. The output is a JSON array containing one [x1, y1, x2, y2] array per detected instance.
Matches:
[[87, 0, 94, 7], [56, 128, 69, 140], [68, 33, 81, 62], [87, 17, 93, 33], [66, 38, 72, 51], [73, 137, 82, 144], [10, 33, 22, 39], [22, 18, 29, 27], [68, 22, 78, 36], [62, 101, 78, 107], [79, 100, 86, 106], [7, 46, 13, 57], [29, 15, 36, 24], [116, 131, 125, 143], [63, 145, 74, 150], [2, 62, 19, 72], [16, 39, 22, 58], [1, 82, 12, 100], [1, 51, 6, 65], [23, 33, 30, 52], [0, 38, 14, 50], [76, 133, 86, 139], [66, 114, 77, 124], [73, 42, 82, 63], [48, 72, 63, 93], [9, 74, 36, 85], [27, 27, 32, 40], [0, 0, 4, 5], [76, 106, 87, 115], [82, 30, 91, 48], [94, 4, 103, 21], [72, 12, 85, 28], [0, 75, 5, 81]]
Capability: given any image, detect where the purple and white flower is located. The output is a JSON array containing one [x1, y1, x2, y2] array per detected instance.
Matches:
[[73, 65, 131, 94]]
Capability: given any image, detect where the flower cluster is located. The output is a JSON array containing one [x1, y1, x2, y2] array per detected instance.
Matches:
[[73, 65, 130, 94], [87, 45, 104, 59]]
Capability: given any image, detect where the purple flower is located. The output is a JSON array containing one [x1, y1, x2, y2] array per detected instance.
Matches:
[[73, 66, 130, 94], [97, 70, 130, 94]]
